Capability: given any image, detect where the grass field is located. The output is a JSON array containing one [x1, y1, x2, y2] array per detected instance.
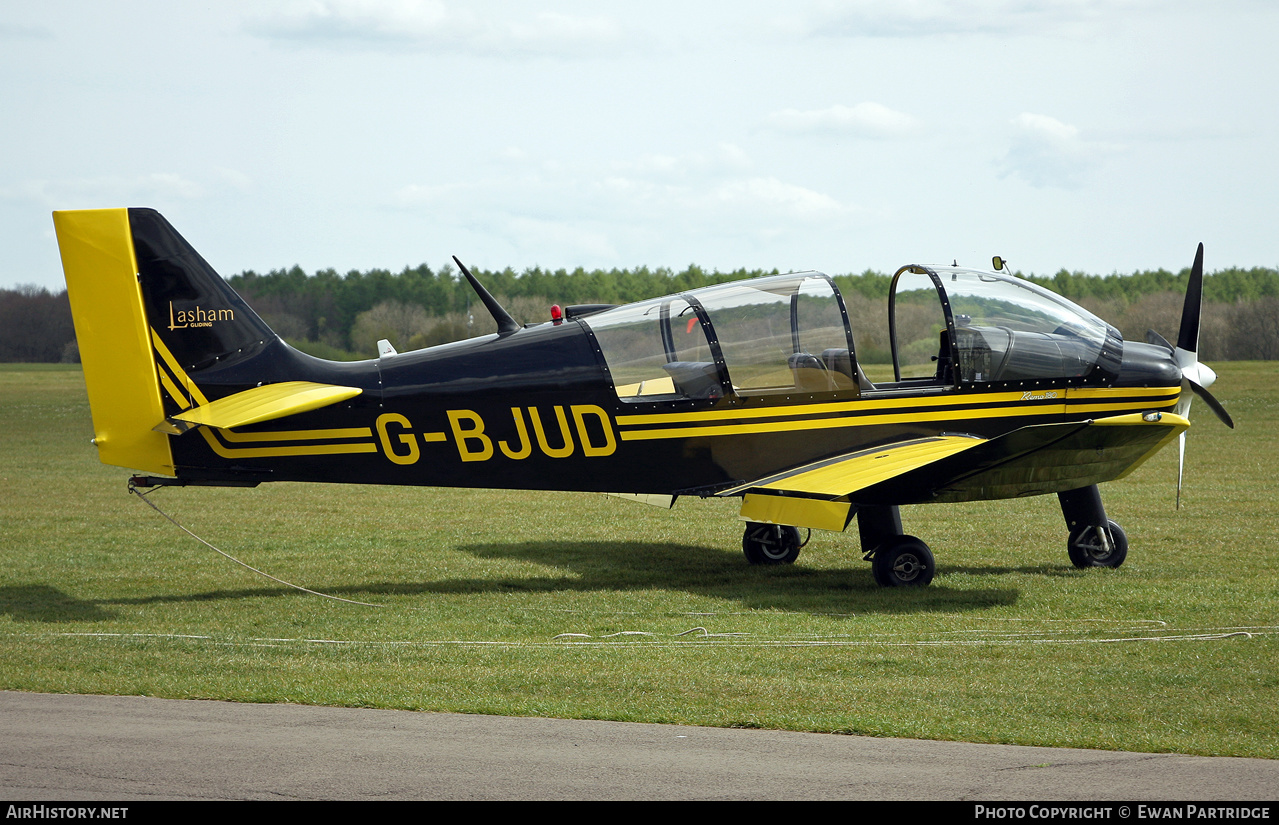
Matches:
[[1, 362, 1276, 757]]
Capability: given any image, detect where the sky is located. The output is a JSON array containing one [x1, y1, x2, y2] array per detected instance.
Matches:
[[2, 0, 1277, 293]]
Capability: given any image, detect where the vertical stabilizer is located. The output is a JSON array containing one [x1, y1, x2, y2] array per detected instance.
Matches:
[[127, 208, 276, 372]]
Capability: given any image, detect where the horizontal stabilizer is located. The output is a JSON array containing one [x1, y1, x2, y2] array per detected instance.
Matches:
[[155, 381, 362, 434]]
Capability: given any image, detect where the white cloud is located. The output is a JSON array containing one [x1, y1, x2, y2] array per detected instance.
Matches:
[[803, 0, 1143, 39], [249, 0, 624, 56], [246, 0, 466, 48], [0, 22, 53, 40], [766, 103, 921, 139], [392, 180, 469, 206], [505, 216, 619, 262], [383, 141, 853, 270], [501, 11, 620, 51], [614, 143, 753, 180], [998, 112, 1117, 189], [593, 172, 847, 225], [709, 178, 844, 218], [4, 174, 206, 207], [216, 168, 254, 191]]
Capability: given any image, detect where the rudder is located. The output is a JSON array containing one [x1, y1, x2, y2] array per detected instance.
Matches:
[[54, 208, 174, 475]]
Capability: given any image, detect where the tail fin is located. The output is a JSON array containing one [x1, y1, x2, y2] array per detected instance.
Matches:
[[53, 208, 278, 475], [127, 208, 276, 371]]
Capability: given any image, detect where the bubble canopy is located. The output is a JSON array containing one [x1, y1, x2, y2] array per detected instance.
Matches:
[[582, 266, 1124, 401], [889, 265, 1123, 385], [583, 272, 857, 401]]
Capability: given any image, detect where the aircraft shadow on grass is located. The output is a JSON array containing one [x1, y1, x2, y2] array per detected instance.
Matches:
[[436, 539, 1025, 615], [34, 540, 1062, 618], [5, 541, 1126, 623], [0, 585, 116, 622]]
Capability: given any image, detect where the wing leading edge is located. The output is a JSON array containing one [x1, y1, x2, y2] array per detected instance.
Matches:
[[154, 381, 363, 435], [723, 413, 1189, 531]]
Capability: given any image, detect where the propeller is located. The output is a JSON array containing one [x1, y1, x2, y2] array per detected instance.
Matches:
[[1147, 243, 1235, 508]]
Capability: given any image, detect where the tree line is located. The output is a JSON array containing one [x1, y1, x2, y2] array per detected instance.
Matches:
[[5, 261, 1278, 364]]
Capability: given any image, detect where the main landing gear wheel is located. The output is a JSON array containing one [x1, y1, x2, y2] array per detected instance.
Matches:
[[871, 536, 935, 587], [742, 523, 803, 565], [1067, 520, 1128, 569]]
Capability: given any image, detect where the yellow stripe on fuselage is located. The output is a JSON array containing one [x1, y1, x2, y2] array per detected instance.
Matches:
[[616, 386, 1175, 425], [615, 386, 1177, 441], [195, 428, 379, 459], [150, 327, 376, 456]]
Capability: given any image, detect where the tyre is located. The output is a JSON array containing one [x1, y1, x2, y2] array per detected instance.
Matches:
[[871, 535, 934, 587], [742, 523, 802, 565], [1067, 520, 1128, 569]]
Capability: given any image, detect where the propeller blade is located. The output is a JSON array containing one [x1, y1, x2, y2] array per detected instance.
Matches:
[[1187, 378, 1236, 429], [1146, 329, 1174, 351], [1177, 431, 1185, 510], [1169, 244, 1232, 425], [1164, 244, 1233, 508], [1176, 242, 1204, 353]]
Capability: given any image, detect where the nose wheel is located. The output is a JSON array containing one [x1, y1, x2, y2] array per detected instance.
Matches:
[[1067, 519, 1128, 568], [1059, 486, 1128, 570]]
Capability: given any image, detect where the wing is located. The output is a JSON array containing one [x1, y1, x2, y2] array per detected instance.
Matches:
[[720, 413, 1189, 531], [719, 435, 988, 531]]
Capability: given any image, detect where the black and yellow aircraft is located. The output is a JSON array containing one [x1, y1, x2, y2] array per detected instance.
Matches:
[[53, 208, 1233, 587]]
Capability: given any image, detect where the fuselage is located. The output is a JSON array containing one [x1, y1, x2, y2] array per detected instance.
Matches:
[[158, 268, 1187, 502]]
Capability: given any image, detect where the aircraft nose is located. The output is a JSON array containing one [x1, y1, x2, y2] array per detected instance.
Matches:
[[1115, 341, 1183, 387]]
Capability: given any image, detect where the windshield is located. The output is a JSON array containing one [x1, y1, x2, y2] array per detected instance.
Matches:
[[891, 265, 1122, 384]]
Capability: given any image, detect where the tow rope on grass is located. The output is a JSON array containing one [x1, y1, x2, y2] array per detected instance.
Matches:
[[128, 478, 389, 609]]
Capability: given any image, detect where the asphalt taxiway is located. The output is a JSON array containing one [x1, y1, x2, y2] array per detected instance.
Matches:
[[2, 691, 1276, 801]]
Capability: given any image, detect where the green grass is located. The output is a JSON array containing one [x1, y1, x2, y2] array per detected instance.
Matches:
[[1, 363, 1276, 757]]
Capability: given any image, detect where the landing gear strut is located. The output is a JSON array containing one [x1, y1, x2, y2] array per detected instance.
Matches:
[[1059, 485, 1128, 569]]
